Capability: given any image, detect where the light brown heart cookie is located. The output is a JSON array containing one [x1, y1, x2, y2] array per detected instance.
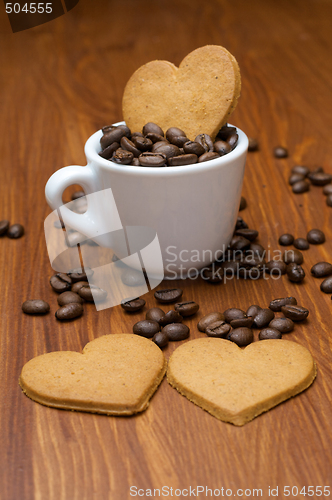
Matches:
[[122, 45, 241, 141], [167, 338, 316, 426], [19, 334, 166, 415]]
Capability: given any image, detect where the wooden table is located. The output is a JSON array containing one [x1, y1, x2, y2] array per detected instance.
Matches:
[[1, 0, 332, 498]]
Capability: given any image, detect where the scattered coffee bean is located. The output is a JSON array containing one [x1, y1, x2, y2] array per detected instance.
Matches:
[[239, 196, 247, 211], [323, 184, 332, 196], [291, 165, 310, 177], [308, 171, 332, 186], [246, 305, 262, 317], [259, 328, 282, 340], [283, 249, 304, 265], [235, 228, 258, 241], [121, 297, 146, 312], [57, 291, 84, 306], [326, 194, 332, 207], [249, 243, 265, 257], [154, 288, 183, 303], [269, 317, 294, 333], [71, 281, 89, 294], [163, 323, 189, 341], [248, 138, 259, 151], [320, 276, 332, 294], [269, 297, 297, 312], [281, 305, 309, 321], [7, 223, 24, 238], [224, 308, 246, 323], [292, 180, 310, 194], [278, 233, 294, 246], [274, 146, 288, 158], [22, 300, 50, 315], [289, 173, 305, 185], [230, 235, 250, 251], [133, 319, 160, 338], [311, 262, 332, 278], [174, 301, 199, 317], [307, 229, 325, 244], [230, 317, 254, 328], [293, 238, 309, 250], [50, 273, 72, 293], [55, 303, 83, 320], [152, 331, 169, 349], [286, 263, 305, 283], [252, 308, 275, 328], [197, 312, 225, 332], [159, 310, 183, 326], [205, 320, 231, 338], [0, 220, 10, 236], [265, 260, 287, 275], [146, 307, 165, 322], [78, 284, 107, 302], [227, 327, 253, 347]]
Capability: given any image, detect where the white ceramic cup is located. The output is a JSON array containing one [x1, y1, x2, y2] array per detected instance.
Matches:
[[45, 122, 248, 278]]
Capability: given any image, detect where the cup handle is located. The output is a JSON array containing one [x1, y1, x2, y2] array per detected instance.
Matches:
[[45, 165, 100, 236]]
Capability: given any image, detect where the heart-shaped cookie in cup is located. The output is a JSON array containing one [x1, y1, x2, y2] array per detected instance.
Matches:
[[122, 45, 241, 141]]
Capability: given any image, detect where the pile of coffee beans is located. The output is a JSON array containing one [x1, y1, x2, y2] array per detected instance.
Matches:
[[198, 296, 309, 347], [310, 261, 332, 297], [289, 165, 332, 196], [0, 220, 24, 239], [98, 123, 239, 167]]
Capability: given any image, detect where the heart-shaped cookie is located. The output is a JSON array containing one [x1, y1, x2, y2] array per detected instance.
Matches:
[[19, 334, 166, 415], [122, 45, 241, 140], [167, 338, 316, 426]]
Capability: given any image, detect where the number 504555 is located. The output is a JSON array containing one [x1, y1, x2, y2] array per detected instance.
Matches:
[[6, 3, 52, 14]]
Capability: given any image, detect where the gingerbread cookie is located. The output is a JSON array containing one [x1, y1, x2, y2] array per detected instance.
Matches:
[[122, 45, 241, 141], [167, 338, 316, 426], [19, 334, 166, 415]]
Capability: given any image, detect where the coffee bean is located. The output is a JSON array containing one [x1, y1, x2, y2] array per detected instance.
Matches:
[[269, 317, 294, 333], [293, 238, 309, 250], [71, 191, 85, 200], [120, 136, 141, 157], [230, 235, 250, 251], [198, 152, 220, 163], [22, 300, 50, 315], [152, 143, 180, 159], [230, 317, 254, 328], [55, 303, 83, 320], [214, 140, 232, 156], [311, 262, 332, 278], [112, 148, 134, 165], [248, 243, 265, 258], [143, 122, 164, 136], [138, 152, 167, 167], [281, 305, 309, 321], [246, 305, 262, 317], [166, 127, 186, 143], [320, 276, 332, 293], [279, 233, 294, 246], [227, 132, 239, 150], [99, 142, 120, 159], [269, 297, 297, 312], [307, 229, 325, 244], [308, 171, 332, 186], [217, 125, 237, 141], [152, 331, 169, 349], [78, 284, 107, 302], [223, 308, 246, 323], [71, 281, 89, 294], [197, 312, 225, 332], [283, 249, 304, 265], [286, 263, 305, 283], [205, 320, 231, 338], [121, 268, 146, 286], [57, 291, 84, 306], [162, 323, 189, 341], [100, 126, 126, 149], [289, 173, 305, 185], [194, 134, 214, 152], [159, 310, 183, 327], [292, 180, 310, 194], [274, 146, 288, 158], [0, 220, 9, 236], [133, 320, 160, 338], [183, 141, 205, 156], [252, 308, 275, 328], [259, 328, 282, 340], [132, 136, 153, 152], [221, 260, 240, 276], [67, 268, 93, 282], [131, 158, 141, 166], [131, 132, 144, 139], [174, 301, 199, 317], [168, 154, 198, 166], [323, 184, 332, 196], [202, 265, 224, 283], [146, 307, 165, 322], [235, 228, 258, 241], [248, 138, 259, 151], [145, 132, 165, 144], [121, 297, 146, 312], [227, 327, 253, 347], [292, 165, 310, 177], [239, 196, 247, 211], [326, 194, 332, 207], [50, 273, 72, 293], [7, 224, 24, 238], [265, 260, 287, 275], [154, 288, 183, 304], [235, 217, 248, 230]]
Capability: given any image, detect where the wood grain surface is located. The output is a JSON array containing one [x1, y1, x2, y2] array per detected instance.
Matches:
[[1, 0, 332, 498]]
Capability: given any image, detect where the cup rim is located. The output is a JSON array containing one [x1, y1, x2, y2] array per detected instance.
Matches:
[[85, 121, 248, 177]]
